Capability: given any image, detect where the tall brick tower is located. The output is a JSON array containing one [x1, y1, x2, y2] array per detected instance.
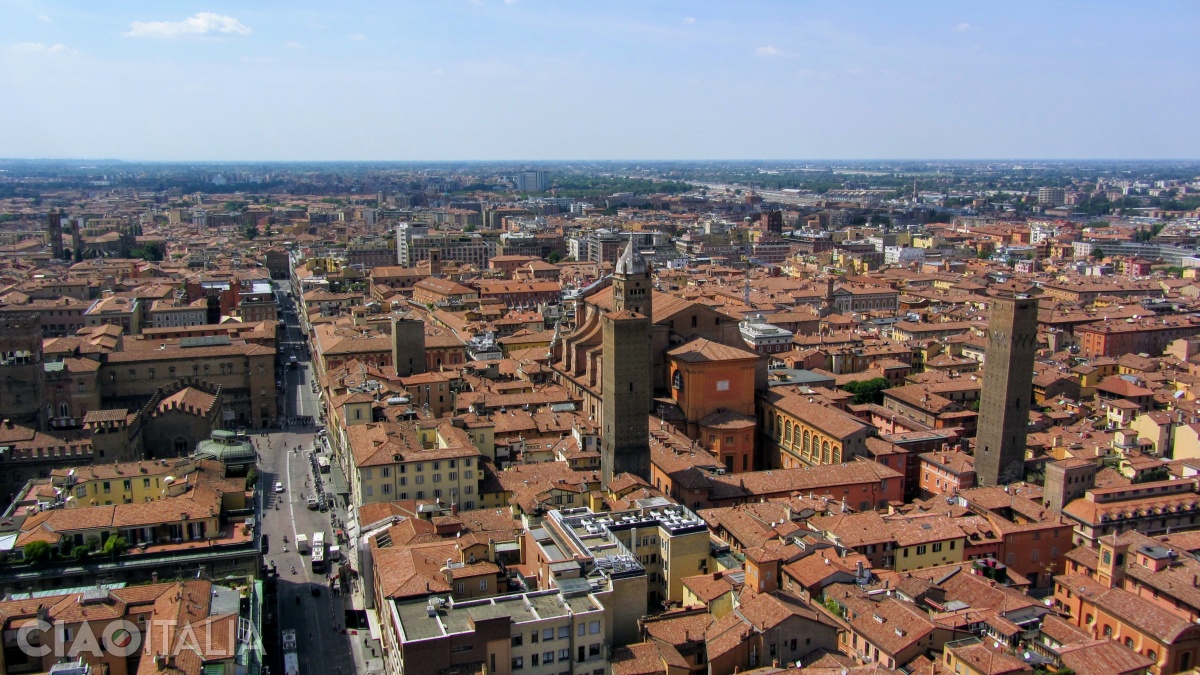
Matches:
[[601, 239, 652, 485], [975, 286, 1039, 486], [46, 210, 64, 260], [0, 308, 46, 428]]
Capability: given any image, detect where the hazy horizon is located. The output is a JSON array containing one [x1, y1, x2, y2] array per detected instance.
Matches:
[[2, 1, 1198, 161]]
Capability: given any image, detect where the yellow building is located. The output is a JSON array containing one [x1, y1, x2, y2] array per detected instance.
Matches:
[[348, 419, 483, 509], [760, 390, 873, 469], [893, 518, 966, 572], [51, 457, 200, 507], [556, 500, 712, 608]]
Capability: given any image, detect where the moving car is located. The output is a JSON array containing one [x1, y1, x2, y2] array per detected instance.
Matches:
[[274, 481, 285, 493]]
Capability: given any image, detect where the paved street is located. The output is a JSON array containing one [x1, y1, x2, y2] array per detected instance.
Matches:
[[257, 284, 372, 675]]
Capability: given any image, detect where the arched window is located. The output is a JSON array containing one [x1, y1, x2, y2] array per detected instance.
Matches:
[[803, 430, 811, 455], [1147, 651, 1156, 664], [1125, 638, 1134, 649], [776, 415, 784, 439], [785, 421, 793, 443], [1103, 625, 1113, 637], [822, 441, 830, 464], [673, 370, 684, 390], [59, 402, 70, 418]]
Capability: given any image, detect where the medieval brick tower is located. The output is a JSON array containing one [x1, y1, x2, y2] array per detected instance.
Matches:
[[46, 210, 64, 260], [0, 308, 46, 428], [975, 288, 1039, 486], [601, 239, 652, 485]]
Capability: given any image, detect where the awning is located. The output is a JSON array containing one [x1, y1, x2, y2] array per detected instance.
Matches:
[[365, 608, 383, 641]]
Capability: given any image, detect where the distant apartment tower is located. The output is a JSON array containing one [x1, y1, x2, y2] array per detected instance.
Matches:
[[975, 288, 1039, 486], [46, 210, 64, 260], [762, 210, 784, 234], [515, 170, 550, 192], [1037, 187, 1066, 207]]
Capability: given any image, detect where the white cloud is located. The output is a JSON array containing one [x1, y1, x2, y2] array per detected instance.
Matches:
[[682, 17, 697, 25], [348, 33, 367, 41], [285, 41, 303, 49], [37, 14, 51, 23], [953, 22, 972, 32], [755, 45, 781, 57], [7, 42, 69, 54], [504, 0, 519, 4], [124, 13, 251, 39]]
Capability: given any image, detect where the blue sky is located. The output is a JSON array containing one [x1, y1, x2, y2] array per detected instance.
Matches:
[[1, 1, 1197, 161]]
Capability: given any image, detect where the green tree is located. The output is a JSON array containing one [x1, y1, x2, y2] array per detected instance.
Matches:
[[71, 545, 91, 561], [244, 224, 259, 240], [23, 541, 51, 565], [1091, 247, 1104, 260], [102, 536, 128, 558], [841, 377, 891, 405], [546, 251, 562, 264], [128, 245, 164, 262], [225, 200, 248, 213]]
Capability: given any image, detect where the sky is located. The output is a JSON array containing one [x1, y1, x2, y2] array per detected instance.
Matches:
[[1, 1, 1198, 161]]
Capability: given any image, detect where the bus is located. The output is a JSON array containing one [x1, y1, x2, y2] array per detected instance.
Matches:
[[311, 546, 325, 573]]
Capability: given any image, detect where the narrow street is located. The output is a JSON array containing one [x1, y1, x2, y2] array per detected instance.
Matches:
[[257, 282, 362, 675]]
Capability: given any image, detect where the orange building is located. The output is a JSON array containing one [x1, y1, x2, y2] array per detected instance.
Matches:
[[1053, 534, 1200, 675], [665, 337, 761, 473]]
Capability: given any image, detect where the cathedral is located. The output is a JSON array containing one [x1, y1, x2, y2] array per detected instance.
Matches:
[[550, 239, 750, 485]]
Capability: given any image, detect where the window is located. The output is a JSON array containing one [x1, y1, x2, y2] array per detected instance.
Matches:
[[716, 380, 730, 391], [558, 626, 569, 639], [578, 624, 586, 637], [365, 486, 373, 496], [559, 649, 569, 661], [512, 657, 523, 670], [543, 652, 554, 664], [544, 629, 555, 641], [415, 475, 424, 484], [532, 654, 539, 666], [480, 579, 488, 591], [1103, 625, 1113, 637], [512, 635, 523, 647], [382, 484, 392, 494], [589, 621, 600, 634], [932, 542, 942, 553], [381, 467, 390, 477], [433, 474, 441, 483]]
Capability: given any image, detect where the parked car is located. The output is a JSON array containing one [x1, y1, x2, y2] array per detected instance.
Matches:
[[274, 481, 285, 493]]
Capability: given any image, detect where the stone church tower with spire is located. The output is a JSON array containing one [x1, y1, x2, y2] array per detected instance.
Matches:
[[600, 239, 653, 485]]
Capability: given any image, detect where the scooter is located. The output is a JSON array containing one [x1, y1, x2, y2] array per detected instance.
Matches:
[[291, 566, 297, 575]]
